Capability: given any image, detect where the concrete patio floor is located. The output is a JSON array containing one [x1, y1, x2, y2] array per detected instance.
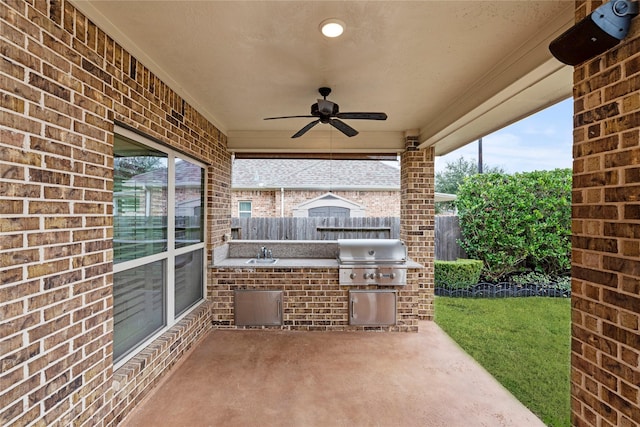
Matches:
[[122, 321, 544, 427]]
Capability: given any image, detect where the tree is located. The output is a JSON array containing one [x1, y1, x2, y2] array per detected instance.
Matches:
[[435, 156, 504, 213], [114, 156, 164, 180]]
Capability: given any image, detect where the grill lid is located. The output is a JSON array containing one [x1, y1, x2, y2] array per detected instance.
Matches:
[[337, 239, 407, 264]]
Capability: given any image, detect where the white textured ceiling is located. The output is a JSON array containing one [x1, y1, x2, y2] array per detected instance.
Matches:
[[73, 0, 575, 156]]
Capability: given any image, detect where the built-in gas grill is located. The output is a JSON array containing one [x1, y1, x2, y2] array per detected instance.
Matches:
[[337, 239, 407, 286]]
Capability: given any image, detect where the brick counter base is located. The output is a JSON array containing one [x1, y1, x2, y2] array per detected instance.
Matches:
[[208, 268, 419, 332]]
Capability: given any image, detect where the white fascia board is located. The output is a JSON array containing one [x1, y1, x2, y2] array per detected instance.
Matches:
[[420, 60, 572, 156], [227, 131, 405, 154], [418, 2, 574, 155]]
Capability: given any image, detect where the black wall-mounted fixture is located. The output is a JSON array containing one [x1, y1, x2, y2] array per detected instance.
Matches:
[[549, 0, 638, 66]]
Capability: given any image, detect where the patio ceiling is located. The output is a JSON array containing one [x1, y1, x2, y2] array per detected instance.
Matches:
[[72, 1, 574, 156]]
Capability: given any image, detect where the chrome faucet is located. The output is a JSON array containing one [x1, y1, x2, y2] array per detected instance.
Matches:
[[258, 246, 273, 259]]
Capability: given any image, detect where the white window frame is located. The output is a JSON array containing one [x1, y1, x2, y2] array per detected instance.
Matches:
[[113, 126, 207, 369], [238, 200, 252, 218]]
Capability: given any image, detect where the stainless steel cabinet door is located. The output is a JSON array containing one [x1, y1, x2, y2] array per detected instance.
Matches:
[[349, 290, 396, 326], [234, 290, 283, 326]]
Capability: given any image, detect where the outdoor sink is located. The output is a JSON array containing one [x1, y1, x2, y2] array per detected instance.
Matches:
[[246, 258, 278, 265]]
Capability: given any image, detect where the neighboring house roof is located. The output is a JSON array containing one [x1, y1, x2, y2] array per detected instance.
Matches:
[[232, 159, 399, 191], [232, 159, 457, 202]]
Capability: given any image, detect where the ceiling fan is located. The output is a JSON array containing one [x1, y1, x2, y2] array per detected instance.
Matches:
[[264, 87, 387, 138]]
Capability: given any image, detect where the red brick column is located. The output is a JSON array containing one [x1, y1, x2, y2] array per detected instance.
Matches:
[[570, 1, 640, 425], [400, 136, 435, 320]]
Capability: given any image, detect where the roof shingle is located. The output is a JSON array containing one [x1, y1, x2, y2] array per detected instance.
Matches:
[[232, 159, 399, 190]]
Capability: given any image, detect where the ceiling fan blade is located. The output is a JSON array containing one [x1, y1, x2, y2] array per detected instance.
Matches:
[[336, 112, 388, 120], [329, 119, 358, 137], [292, 120, 320, 138], [264, 115, 316, 120]]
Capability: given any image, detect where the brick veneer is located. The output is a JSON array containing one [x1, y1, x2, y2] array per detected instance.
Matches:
[[208, 267, 419, 332], [15, 0, 640, 425], [400, 136, 435, 320], [571, 1, 640, 425], [0, 1, 228, 425], [232, 189, 400, 217]]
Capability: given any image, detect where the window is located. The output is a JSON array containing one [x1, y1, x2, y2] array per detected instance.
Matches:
[[113, 140, 167, 261], [113, 127, 206, 365], [238, 201, 252, 218]]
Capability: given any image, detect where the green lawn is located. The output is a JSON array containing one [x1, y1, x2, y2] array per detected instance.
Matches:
[[434, 296, 571, 427]]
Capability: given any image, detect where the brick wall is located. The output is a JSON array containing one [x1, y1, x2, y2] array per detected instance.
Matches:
[[231, 189, 400, 217], [571, 1, 640, 425], [400, 137, 435, 320], [0, 1, 229, 425], [209, 267, 418, 332], [233, 190, 278, 216]]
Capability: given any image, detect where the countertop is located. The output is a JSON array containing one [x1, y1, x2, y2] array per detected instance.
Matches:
[[209, 241, 423, 269], [211, 258, 423, 269], [211, 257, 339, 269]]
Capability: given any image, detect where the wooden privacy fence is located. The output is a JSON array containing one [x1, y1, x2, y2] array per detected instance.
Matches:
[[434, 215, 467, 261], [231, 217, 400, 240], [231, 216, 466, 260]]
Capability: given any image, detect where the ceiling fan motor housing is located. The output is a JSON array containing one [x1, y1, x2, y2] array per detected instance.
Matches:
[[312, 102, 339, 117]]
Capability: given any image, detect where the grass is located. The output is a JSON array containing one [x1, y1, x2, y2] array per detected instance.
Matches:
[[434, 296, 571, 427]]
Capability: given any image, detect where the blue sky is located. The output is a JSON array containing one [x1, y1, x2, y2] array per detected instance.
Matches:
[[435, 98, 573, 174]]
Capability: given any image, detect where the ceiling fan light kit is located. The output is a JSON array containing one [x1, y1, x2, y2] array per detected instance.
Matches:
[[264, 87, 388, 138]]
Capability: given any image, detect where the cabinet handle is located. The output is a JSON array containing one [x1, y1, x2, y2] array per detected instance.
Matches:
[[350, 298, 355, 318], [277, 298, 282, 320]]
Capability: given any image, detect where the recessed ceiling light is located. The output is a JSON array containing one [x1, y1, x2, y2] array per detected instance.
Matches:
[[320, 19, 345, 38]]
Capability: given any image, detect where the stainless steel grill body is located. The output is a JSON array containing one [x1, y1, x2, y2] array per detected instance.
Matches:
[[337, 239, 407, 286]]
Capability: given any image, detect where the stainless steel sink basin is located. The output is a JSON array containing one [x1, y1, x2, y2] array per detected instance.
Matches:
[[246, 258, 278, 265]]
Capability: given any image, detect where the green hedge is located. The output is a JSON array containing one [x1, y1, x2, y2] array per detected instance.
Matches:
[[456, 169, 571, 281], [435, 259, 483, 289]]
